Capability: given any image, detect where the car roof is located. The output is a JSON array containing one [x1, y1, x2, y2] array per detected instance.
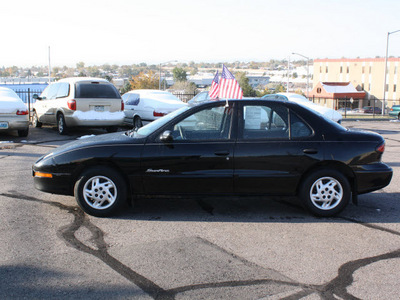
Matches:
[[57, 77, 110, 84]]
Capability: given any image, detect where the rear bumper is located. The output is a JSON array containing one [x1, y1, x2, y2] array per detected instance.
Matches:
[[65, 112, 124, 127], [353, 163, 393, 194]]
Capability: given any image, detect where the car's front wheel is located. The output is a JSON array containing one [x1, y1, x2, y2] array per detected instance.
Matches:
[[299, 169, 351, 217], [74, 166, 127, 217]]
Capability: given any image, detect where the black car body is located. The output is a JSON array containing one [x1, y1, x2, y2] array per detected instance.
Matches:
[[33, 99, 392, 217]]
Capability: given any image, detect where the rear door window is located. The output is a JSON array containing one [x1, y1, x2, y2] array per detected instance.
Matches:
[[75, 82, 121, 99], [125, 93, 140, 106]]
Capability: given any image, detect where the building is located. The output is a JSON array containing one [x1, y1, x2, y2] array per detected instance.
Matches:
[[309, 82, 366, 110], [313, 58, 400, 110]]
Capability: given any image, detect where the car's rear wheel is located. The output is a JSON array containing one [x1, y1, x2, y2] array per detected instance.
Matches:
[[106, 126, 118, 133], [32, 111, 42, 128], [18, 128, 29, 137], [397, 113, 400, 120], [133, 116, 142, 130], [299, 169, 351, 217], [57, 113, 68, 135], [74, 166, 127, 217]]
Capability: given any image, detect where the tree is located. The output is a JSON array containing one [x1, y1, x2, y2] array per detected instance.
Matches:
[[120, 81, 132, 94], [172, 67, 187, 82], [129, 70, 158, 89], [171, 81, 197, 94], [235, 72, 257, 97]]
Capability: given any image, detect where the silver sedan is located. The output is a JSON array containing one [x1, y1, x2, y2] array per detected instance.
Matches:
[[0, 87, 29, 137]]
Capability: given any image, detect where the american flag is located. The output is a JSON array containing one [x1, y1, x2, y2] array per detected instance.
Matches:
[[218, 64, 243, 99], [208, 71, 220, 99]]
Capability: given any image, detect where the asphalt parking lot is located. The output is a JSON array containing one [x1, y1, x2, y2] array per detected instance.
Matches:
[[1, 120, 399, 299]]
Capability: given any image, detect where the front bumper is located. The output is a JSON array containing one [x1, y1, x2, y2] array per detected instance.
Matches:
[[32, 168, 73, 196]]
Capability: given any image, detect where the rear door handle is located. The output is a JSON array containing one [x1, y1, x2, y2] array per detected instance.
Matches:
[[303, 148, 318, 154]]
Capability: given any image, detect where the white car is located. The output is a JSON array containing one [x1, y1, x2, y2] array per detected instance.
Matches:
[[263, 93, 343, 123], [122, 90, 187, 129], [0, 87, 29, 137], [32, 77, 125, 135]]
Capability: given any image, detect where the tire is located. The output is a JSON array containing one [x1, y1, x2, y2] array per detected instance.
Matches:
[[299, 168, 351, 217], [133, 116, 142, 130], [106, 126, 118, 133], [32, 111, 42, 128], [57, 113, 68, 135], [397, 113, 400, 120], [18, 128, 29, 137], [74, 166, 127, 217]]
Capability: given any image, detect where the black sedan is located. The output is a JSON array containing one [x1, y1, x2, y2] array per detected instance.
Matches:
[[33, 99, 393, 217]]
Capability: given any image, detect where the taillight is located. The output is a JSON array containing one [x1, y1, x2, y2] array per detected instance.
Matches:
[[16, 110, 29, 115], [153, 111, 166, 117], [376, 142, 385, 153], [121, 100, 124, 111], [67, 99, 76, 110]]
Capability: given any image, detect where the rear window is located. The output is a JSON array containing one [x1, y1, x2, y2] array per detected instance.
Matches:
[[75, 82, 121, 99]]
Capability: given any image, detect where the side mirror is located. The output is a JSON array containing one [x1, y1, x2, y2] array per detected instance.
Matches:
[[160, 130, 173, 143], [33, 94, 41, 100]]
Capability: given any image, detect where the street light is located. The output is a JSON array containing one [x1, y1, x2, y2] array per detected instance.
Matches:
[[292, 52, 310, 98], [159, 60, 177, 90], [382, 30, 400, 115]]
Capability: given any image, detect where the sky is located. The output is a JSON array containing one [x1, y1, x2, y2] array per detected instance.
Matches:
[[1, 0, 400, 67]]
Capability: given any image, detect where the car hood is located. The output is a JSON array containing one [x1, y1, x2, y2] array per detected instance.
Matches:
[[43, 131, 145, 158]]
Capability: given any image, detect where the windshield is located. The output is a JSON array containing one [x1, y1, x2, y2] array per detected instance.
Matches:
[[135, 106, 191, 137]]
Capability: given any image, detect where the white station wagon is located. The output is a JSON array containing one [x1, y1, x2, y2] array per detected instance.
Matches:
[[32, 77, 125, 134], [122, 90, 187, 129]]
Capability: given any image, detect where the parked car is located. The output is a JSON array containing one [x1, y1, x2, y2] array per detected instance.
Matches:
[[0, 87, 29, 137], [33, 98, 392, 217], [262, 93, 343, 123], [362, 106, 382, 114], [122, 90, 186, 129], [388, 105, 400, 119], [32, 77, 124, 135], [337, 107, 353, 114], [187, 91, 210, 105]]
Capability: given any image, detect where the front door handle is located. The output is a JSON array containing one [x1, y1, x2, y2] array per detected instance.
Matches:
[[303, 148, 318, 154], [214, 150, 230, 156]]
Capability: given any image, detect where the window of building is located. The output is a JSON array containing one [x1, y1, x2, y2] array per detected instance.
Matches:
[[361, 83, 365, 90], [346, 66, 349, 73], [369, 66, 372, 73], [386, 84, 389, 92], [394, 84, 397, 92], [362, 66, 365, 73], [326, 66, 328, 73], [340, 66, 343, 73]]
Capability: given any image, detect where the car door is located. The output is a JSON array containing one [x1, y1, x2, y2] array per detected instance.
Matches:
[[141, 102, 236, 194], [35, 83, 59, 124], [233, 102, 323, 196]]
